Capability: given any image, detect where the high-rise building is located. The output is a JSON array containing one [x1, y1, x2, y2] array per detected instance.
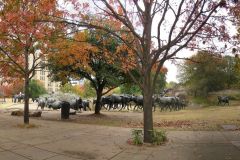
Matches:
[[32, 68, 60, 93], [29, 53, 60, 93]]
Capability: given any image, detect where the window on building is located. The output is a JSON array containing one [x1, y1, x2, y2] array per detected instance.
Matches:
[[40, 76, 45, 81], [40, 69, 45, 75], [48, 81, 52, 87], [48, 88, 53, 92]]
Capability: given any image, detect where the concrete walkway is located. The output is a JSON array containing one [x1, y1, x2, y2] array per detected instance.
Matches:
[[0, 109, 240, 159]]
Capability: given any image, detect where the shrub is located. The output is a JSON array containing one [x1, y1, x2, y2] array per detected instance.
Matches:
[[131, 129, 143, 145], [191, 96, 215, 107], [130, 129, 167, 146], [29, 80, 47, 98], [150, 130, 167, 145]]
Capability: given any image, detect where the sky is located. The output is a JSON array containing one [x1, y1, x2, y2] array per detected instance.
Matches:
[[165, 61, 178, 83], [164, 48, 196, 83], [165, 40, 238, 83]]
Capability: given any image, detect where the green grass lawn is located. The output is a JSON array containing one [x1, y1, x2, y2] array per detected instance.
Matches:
[[63, 104, 240, 131]]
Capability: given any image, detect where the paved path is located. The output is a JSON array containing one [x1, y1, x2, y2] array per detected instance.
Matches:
[[0, 106, 240, 159]]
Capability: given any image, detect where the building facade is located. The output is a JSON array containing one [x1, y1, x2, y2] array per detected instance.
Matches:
[[29, 53, 60, 93], [32, 68, 60, 93]]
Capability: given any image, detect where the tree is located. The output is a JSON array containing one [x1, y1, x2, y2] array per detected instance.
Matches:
[[224, 55, 239, 88], [178, 51, 238, 96], [60, 83, 76, 93], [65, 0, 239, 142], [48, 30, 132, 114], [29, 80, 47, 99], [120, 83, 141, 95], [82, 81, 96, 98], [0, 0, 64, 124], [231, 4, 240, 84], [0, 79, 24, 97], [233, 55, 240, 87], [120, 68, 167, 95], [59, 83, 91, 97], [152, 66, 168, 94], [166, 81, 178, 89]]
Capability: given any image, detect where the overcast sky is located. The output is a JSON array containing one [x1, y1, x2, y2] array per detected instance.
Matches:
[[165, 61, 178, 83], [164, 48, 196, 83]]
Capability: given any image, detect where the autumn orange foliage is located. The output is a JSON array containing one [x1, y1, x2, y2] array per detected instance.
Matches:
[[49, 28, 137, 75], [0, 0, 66, 124], [0, 79, 24, 96], [0, 0, 64, 80]]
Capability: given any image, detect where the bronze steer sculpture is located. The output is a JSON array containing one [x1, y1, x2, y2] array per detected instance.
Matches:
[[217, 96, 229, 106]]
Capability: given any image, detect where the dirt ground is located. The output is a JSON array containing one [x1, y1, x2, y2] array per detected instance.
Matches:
[[1, 100, 240, 131]]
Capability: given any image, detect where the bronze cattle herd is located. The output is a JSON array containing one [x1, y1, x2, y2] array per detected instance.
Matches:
[[26, 93, 188, 112], [11, 92, 230, 112]]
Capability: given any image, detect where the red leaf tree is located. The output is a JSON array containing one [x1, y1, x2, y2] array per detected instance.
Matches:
[[0, 0, 65, 124]]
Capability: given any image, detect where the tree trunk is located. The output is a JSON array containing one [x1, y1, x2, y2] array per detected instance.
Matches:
[[94, 87, 103, 114], [24, 75, 30, 124], [143, 70, 153, 143], [194, 90, 197, 97], [24, 47, 30, 124]]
